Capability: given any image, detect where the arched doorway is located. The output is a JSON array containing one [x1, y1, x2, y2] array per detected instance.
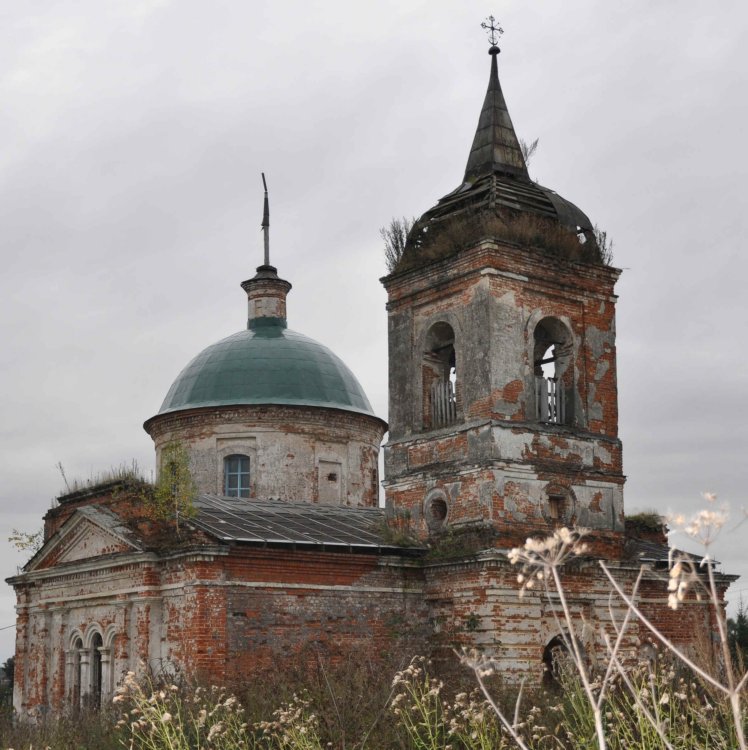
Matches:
[[542, 634, 571, 684]]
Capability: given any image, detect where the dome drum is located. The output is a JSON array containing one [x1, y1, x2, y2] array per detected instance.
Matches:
[[146, 403, 385, 507]]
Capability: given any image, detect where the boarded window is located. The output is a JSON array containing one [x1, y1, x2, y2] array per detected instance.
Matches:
[[318, 460, 343, 504]]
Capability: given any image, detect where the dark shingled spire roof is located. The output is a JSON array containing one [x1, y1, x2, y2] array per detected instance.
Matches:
[[464, 46, 528, 181], [391, 40, 602, 274]]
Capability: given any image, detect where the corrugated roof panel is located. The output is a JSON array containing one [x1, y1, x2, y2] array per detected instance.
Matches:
[[189, 495, 422, 551]]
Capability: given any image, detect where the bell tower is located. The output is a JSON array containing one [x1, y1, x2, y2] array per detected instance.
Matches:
[[382, 29, 624, 545]]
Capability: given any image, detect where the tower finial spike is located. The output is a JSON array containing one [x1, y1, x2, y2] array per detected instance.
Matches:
[[481, 15, 503, 54], [463, 18, 527, 181], [261, 172, 270, 266]]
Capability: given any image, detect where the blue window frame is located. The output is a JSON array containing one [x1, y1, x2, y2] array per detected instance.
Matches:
[[224, 454, 250, 497]]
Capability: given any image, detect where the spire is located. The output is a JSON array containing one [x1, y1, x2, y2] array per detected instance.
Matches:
[[261, 172, 270, 265], [241, 173, 292, 329], [463, 18, 528, 182]]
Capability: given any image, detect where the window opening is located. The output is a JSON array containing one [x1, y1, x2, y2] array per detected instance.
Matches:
[[422, 322, 458, 429], [543, 635, 571, 684], [539, 345, 556, 379], [90, 632, 103, 709], [318, 460, 343, 504], [224, 454, 250, 497], [548, 495, 564, 521], [424, 489, 449, 533], [534, 318, 573, 425], [429, 497, 448, 524]]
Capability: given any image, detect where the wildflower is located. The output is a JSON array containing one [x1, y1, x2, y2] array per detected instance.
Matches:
[[207, 721, 225, 741], [669, 503, 727, 547], [161, 712, 172, 723], [508, 528, 589, 594]]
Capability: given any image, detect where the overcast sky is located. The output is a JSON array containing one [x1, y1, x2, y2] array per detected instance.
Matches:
[[1, 0, 746, 660]]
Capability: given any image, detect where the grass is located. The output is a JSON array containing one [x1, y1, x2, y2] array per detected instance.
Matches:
[[1, 651, 743, 750], [56, 460, 151, 501]]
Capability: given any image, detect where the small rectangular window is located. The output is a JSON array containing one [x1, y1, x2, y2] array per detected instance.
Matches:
[[224, 454, 250, 498], [549, 496, 564, 520]]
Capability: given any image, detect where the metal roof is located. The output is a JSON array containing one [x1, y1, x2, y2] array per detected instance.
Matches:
[[154, 318, 378, 418], [625, 538, 724, 568], [190, 495, 422, 552], [625, 537, 672, 564]]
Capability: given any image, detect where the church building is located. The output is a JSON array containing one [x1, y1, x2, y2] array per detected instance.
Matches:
[[7, 33, 733, 717]]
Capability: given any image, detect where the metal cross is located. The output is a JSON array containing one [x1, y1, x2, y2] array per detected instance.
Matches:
[[481, 15, 503, 47]]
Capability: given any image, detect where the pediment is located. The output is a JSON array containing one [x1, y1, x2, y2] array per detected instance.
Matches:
[[28, 507, 142, 572]]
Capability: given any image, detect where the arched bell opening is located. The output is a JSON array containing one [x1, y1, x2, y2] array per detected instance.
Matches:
[[421, 322, 458, 430], [533, 317, 574, 425]]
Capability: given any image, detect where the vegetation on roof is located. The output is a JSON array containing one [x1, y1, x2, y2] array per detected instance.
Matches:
[[624, 511, 666, 533], [56, 460, 151, 502], [387, 210, 609, 275], [381, 216, 416, 273], [425, 523, 500, 561]]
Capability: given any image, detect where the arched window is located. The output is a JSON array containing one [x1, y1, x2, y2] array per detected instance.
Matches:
[[533, 317, 574, 425], [542, 635, 570, 684], [224, 454, 250, 497], [424, 488, 449, 534], [67, 626, 114, 710], [422, 322, 457, 429], [90, 632, 103, 708]]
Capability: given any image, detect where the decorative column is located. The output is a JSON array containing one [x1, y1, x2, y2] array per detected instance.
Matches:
[[100, 647, 112, 702]]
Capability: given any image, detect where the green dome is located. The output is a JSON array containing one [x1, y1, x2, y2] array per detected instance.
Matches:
[[158, 318, 376, 417]]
